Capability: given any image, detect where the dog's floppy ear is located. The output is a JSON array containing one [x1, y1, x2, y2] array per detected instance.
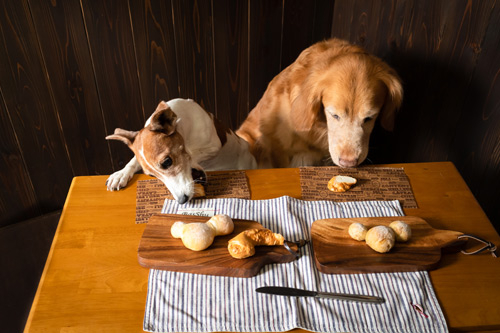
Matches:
[[106, 128, 139, 147], [148, 103, 178, 135], [378, 68, 403, 131], [290, 84, 323, 132]]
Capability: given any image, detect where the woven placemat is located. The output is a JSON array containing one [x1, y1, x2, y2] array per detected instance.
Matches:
[[135, 170, 250, 223], [299, 166, 418, 209]]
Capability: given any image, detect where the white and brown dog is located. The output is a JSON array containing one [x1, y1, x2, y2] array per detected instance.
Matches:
[[106, 98, 256, 204]]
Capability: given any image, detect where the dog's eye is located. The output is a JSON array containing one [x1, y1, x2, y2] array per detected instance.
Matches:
[[333, 114, 340, 120], [363, 117, 373, 123], [160, 157, 173, 169]]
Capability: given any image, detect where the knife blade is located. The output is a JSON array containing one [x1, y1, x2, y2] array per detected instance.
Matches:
[[256, 286, 385, 304]]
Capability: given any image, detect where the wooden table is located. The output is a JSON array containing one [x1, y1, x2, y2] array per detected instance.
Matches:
[[25, 162, 500, 332]]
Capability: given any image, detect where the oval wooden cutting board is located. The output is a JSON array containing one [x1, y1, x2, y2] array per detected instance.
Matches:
[[311, 216, 464, 274], [138, 214, 298, 278]]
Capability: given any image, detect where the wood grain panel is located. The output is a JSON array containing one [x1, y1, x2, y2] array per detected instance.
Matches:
[[212, 0, 249, 129], [311, 0, 335, 43], [248, 0, 333, 123], [129, 0, 180, 115], [0, 0, 73, 218], [281, 0, 331, 69], [81, 0, 144, 171], [281, 0, 315, 68], [248, 0, 282, 112], [28, 0, 113, 176], [390, 0, 494, 163], [0, 93, 40, 227], [331, 0, 396, 53], [452, 1, 500, 227], [171, 0, 216, 114]]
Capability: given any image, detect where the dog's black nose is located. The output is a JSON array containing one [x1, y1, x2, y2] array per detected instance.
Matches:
[[178, 194, 189, 205]]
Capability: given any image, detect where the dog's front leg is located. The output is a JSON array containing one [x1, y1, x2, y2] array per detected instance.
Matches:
[[106, 156, 142, 191]]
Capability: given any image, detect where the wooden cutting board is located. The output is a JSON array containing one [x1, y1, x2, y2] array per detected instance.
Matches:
[[311, 216, 465, 274], [138, 214, 299, 278]]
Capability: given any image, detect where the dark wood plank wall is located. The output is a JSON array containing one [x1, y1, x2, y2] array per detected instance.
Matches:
[[0, 0, 499, 232]]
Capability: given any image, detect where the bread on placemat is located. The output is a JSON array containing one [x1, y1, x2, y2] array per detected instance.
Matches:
[[327, 175, 357, 192]]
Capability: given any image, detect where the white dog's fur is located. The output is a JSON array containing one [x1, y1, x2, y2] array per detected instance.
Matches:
[[106, 98, 256, 204]]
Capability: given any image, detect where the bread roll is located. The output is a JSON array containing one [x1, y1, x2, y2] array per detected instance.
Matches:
[[170, 221, 186, 239], [170, 215, 234, 251], [328, 175, 357, 192], [173, 222, 215, 251], [206, 214, 234, 236], [365, 226, 395, 253], [348, 222, 368, 241], [389, 220, 412, 242]]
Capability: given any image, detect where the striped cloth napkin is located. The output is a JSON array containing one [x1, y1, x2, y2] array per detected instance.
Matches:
[[143, 197, 448, 333]]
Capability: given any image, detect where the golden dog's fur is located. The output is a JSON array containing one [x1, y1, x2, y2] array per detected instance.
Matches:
[[237, 38, 403, 168]]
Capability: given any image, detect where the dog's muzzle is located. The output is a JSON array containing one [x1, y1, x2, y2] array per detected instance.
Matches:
[[178, 194, 190, 205]]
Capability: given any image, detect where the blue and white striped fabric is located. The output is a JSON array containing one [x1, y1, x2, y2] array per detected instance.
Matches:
[[143, 196, 448, 333]]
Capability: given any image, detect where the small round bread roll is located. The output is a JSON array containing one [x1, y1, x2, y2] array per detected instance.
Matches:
[[365, 226, 396, 253], [170, 221, 186, 239], [348, 222, 368, 241], [170, 215, 235, 252], [206, 214, 234, 236], [389, 220, 412, 242], [174, 222, 215, 251]]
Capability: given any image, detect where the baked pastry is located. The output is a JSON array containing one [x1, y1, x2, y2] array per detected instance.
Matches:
[[207, 214, 234, 236], [328, 175, 357, 192], [171, 222, 214, 251], [348, 222, 368, 241], [170, 214, 234, 251], [389, 220, 412, 242], [365, 225, 396, 253], [228, 228, 285, 259]]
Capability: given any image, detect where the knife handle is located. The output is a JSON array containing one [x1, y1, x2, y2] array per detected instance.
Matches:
[[316, 292, 385, 304]]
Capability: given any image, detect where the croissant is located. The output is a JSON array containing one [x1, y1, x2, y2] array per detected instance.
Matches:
[[228, 228, 285, 259]]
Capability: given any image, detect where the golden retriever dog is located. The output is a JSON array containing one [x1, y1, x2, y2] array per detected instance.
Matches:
[[237, 38, 403, 168]]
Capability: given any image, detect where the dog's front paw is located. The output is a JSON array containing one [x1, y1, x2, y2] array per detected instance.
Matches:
[[106, 170, 134, 191]]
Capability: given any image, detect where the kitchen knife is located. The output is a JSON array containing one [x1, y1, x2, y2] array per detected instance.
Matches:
[[256, 286, 385, 304]]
